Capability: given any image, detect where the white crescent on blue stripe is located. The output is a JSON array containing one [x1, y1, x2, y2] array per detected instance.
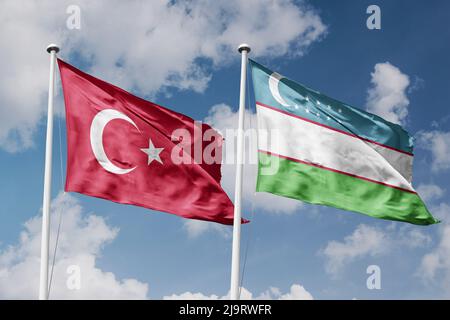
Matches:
[[268, 72, 291, 107], [90, 109, 139, 175]]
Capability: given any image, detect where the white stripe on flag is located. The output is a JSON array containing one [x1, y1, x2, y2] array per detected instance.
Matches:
[[257, 104, 414, 191]]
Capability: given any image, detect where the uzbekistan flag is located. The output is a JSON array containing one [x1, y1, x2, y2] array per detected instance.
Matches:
[[250, 59, 438, 225]]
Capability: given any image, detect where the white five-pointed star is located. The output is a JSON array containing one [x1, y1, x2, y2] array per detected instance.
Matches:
[[140, 138, 164, 165]]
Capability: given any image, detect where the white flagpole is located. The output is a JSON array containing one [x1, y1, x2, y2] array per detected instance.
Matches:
[[230, 43, 251, 300], [39, 44, 60, 300]]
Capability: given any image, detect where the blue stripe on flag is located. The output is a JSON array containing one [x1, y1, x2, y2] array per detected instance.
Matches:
[[249, 59, 414, 154]]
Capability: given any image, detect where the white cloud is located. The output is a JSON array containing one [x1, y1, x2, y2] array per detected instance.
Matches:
[[0, 193, 149, 299], [428, 202, 450, 222], [164, 283, 313, 300], [416, 130, 450, 172], [0, 1, 63, 152], [164, 291, 221, 300], [321, 224, 388, 275], [399, 228, 433, 249], [0, 0, 326, 152], [321, 224, 431, 276], [365, 62, 410, 124], [183, 219, 231, 239], [418, 204, 450, 295], [416, 184, 445, 203], [258, 284, 313, 300]]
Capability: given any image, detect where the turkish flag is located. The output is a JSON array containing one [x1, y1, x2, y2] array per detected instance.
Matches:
[[58, 59, 237, 225]]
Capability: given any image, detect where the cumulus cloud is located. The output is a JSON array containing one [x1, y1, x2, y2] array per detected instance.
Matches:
[[0, 1, 64, 151], [164, 283, 313, 300], [0, 0, 326, 152], [365, 62, 410, 124], [164, 291, 220, 300], [428, 202, 450, 223], [321, 224, 388, 275], [416, 184, 445, 203], [418, 203, 450, 295], [258, 284, 313, 300], [0, 192, 313, 299], [183, 219, 231, 239], [321, 224, 432, 276], [416, 130, 450, 172], [0, 193, 149, 299], [163, 288, 251, 300]]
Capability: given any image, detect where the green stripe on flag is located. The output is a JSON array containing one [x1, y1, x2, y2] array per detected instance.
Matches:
[[257, 152, 438, 225]]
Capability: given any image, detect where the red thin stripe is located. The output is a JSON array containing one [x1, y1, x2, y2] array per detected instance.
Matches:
[[256, 102, 413, 157], [259, 150, 416, 194]]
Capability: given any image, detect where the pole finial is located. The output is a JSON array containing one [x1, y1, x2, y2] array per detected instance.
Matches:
[[238, 43, 251, 53], [46, 44, 60, 54]]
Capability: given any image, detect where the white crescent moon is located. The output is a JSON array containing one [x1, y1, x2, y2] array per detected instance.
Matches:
[[268, 72, 290, 107], [90, 109, 138, 175]]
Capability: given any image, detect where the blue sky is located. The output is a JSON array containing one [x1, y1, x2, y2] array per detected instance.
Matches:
[[1, 0, 450, 299]]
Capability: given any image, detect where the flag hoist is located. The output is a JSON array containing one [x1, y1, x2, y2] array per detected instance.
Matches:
[[230, 43, 251, 300], [39, 44, 59, 300]]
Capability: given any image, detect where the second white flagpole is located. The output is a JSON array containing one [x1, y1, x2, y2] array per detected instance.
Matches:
[[39, 44, 59, 300], [230, 43, 251, 300]]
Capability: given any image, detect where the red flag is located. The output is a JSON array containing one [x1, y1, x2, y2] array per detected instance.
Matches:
[[58, 59, 237, 225]]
